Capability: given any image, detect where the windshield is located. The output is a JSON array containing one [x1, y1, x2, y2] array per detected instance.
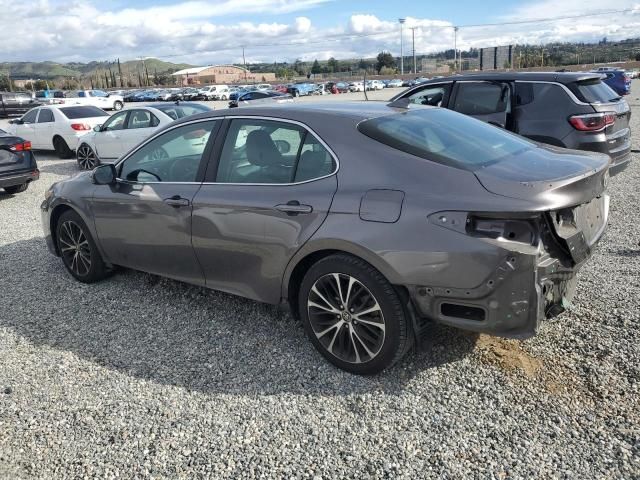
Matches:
[[59, 106, 109, 119], [154, 103, 211, 120], [358, 108, 535, 171], [571, 79, 620, 103]]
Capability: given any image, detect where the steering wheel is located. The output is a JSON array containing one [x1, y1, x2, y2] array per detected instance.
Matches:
[[168, 156, 198, 182]]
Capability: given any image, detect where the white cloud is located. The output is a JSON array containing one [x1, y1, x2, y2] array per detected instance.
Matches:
[[0, 0, 639, 65]]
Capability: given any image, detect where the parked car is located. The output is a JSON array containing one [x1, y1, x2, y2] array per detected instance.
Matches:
[[349, 82, 365, 92], [75, 103, 212, 169], [34, 90, 66, 105], [65, 90, 124, 111], [229, 90, 293, 108], [0, 92, 42, 118], [0, 129, 39, 194], [42, 103, 609, 374], [592, 69, 631, 96], [387, 79, 404, 88], [366, 80, 385, 91], [287, 83, 316, 97], [326, 82, 349, 93], [256, 83, 272, 91], [272, 84, 289, 94], [212, 86, 232, 101], [200, 85, 229, 100], [392, 72, 632, 174], [7, 105, 109, 158]]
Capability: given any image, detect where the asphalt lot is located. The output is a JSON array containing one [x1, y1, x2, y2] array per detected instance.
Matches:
[[0, 87, 638, 479]]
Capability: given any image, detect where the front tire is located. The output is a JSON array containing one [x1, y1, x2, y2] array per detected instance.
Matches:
[[113, 101, 124, 111], [53, 136, 73, 159], [299, 254, 410, 375], [76, 143, 100, 170], [3, 183, 28, 194], [56, 210, 109, 283]]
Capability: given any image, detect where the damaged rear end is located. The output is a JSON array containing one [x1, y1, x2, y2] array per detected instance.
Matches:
[[421, 146, 609, 338]]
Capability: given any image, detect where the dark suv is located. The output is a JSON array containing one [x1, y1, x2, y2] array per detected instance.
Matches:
[[392, 72, 631, 174], [0, 92, 41, 118]]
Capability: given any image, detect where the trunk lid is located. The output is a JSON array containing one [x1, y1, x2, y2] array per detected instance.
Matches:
[[473, 144, 609, 208], [0, 134, 32, 174]]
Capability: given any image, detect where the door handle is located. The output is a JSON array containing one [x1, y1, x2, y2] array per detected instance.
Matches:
[[164, 195, 190, 207], [274, 201, 313, 215]]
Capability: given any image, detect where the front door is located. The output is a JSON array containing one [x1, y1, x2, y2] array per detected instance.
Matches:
[[90, 119, 220, 285], [449, 81, 511, 129], [191, 117, 338, 303], [12, 108, 39, 147], [34, 108, 55, 148], [93, 111, 129, 160], [120, 109, 160, 154]]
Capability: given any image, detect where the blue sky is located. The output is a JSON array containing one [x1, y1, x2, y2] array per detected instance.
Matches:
[[1, 0, 638, 64]]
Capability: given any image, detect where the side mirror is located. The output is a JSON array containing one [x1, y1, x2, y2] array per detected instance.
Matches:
[[92, 164, 116, 185], [93, 125, 102, 132]]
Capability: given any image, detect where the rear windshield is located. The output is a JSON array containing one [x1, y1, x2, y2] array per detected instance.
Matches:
[[154, 103, 211, 120], [571, 79, 620, 103], [358, 108, 534, 171], [58, 106, 109, 119]]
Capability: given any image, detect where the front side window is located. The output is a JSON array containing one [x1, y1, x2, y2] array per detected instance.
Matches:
[[126, 110, 159, 129], [90, 90, 108, 97], [37, 109, 54, 123], [21, 109, 39, 123], [102, 111, 128, 131], [452, 82, 509, 115], [406, 84, 451, 106], [119, 120, 216, 183], [216, 119, 335, 184]]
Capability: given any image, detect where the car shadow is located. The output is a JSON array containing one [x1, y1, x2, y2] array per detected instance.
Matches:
[[615, 248, 640, 257], [37, 160, 78, 177], [0, 237, 477, 396]]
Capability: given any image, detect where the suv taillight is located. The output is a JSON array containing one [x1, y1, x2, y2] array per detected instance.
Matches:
[[9, 141, 31, 151], [569, 112, 616, 132]]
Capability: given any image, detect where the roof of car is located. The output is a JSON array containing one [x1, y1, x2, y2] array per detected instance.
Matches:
[[421, 71, 603, 84]]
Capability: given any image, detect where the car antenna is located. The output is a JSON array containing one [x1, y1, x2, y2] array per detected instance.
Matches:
[[386, 97, 411, 109]]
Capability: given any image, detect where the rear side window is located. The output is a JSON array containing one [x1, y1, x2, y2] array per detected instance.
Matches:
[[571, 79, 619, 103], [453, 82, 509, 115], [358, 108, 534, 171], [59, 106, 109, 119]]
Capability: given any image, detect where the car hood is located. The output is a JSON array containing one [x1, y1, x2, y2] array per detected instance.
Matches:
[[473, 144, 610, 208]]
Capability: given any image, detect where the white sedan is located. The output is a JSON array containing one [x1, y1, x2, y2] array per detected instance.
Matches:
[[7, 105, 110, 158], [75, 103, 212, 169]]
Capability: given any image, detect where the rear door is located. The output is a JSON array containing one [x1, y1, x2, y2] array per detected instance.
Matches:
[[191, 117, 338, 303], [449, 81, 512, 129], [93, 111, 129, 160], [35, 108, 55, 147]]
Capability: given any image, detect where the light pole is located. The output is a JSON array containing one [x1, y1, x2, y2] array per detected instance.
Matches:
[[399, 18, 406, 75], [410, 27, 417, 74], [453, 26, 459, 72]]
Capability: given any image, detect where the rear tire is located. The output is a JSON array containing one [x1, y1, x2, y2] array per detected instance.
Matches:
[[53, 137, 73, 159], [3, 183, 28, 194], [298, 254, 410, 375], [56, 210, 109, 283], [113, 101, 124, 111]]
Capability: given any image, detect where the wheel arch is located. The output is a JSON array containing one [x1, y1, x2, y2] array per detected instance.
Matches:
[[49, 203, 75, 256], [282, 241, 404, 318]]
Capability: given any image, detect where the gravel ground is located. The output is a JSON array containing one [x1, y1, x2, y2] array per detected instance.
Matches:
[[0, 90, 639, 479]]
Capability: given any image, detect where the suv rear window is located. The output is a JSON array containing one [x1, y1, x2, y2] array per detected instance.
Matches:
[[58, 106, 109, 119], [571, 79, 620, 103], [358, 108, 533, 171]]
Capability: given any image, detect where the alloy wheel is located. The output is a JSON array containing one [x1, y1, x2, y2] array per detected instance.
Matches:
[[59, 220, 92, 277], [77, 145, 98, 170], [307, 273, 386, 364]]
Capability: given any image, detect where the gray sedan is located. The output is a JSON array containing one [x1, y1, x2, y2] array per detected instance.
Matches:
[[41, 103, 609, 374]]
